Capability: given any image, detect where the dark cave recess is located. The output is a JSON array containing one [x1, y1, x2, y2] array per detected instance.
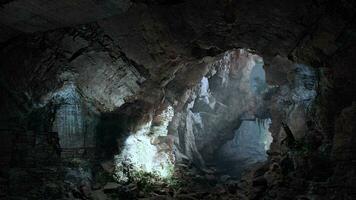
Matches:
[[0, 0, 356, 199]]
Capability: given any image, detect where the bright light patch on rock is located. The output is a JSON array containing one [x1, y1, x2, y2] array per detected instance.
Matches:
[[292, 64, 317, 107], [250, 62, 267, 94], [200, 77, 210, 105], [51, 79, 85, 148], [260, 118, 273, 151], [114, 106, 175, 182]]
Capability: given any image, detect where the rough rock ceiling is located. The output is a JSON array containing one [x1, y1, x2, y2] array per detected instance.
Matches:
[[0, 0, 356, 199], [1, 0, 355, 76], [0, 0, 131, 42], [1, 0, 353, 64]]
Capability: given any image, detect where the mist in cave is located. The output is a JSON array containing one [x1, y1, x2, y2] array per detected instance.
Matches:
[[216, 119, 272, 178], [0, 1, 355, 199]]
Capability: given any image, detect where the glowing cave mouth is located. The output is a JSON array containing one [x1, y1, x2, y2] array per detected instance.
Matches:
[[114, 106, 175, 181]]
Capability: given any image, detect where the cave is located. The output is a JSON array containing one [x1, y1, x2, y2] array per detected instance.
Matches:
[[0, 0, 356, 200]]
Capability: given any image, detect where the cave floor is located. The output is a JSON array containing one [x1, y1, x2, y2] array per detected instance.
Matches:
[[95, 164, 247, 200], [0, 153, 346, 200]]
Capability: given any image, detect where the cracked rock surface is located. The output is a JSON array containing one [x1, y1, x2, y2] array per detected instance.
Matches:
[[0, 0, 356, 199]]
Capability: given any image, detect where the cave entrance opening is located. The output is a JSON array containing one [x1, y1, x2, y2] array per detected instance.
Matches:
[[193, 49, 318, 180], [214, 53, 273, 178], [216, 118, 273, 178], [186, 49, 273, 179], [209, 51, 273, 178]]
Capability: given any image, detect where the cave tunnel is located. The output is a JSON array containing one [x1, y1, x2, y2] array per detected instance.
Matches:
[[0, 0, 356, 199]]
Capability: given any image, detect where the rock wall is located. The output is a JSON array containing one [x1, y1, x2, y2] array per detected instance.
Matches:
[[0, 0, 355, 199], [0, 24, 144, 150], [265, 57, 318, 154]]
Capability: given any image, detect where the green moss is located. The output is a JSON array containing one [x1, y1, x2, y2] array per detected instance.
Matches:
[[112, 162, 181, 195], [131, 170, 160, 193]]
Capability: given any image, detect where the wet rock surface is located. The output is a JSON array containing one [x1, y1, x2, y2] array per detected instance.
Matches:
[[0, 0, 356, 199]]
